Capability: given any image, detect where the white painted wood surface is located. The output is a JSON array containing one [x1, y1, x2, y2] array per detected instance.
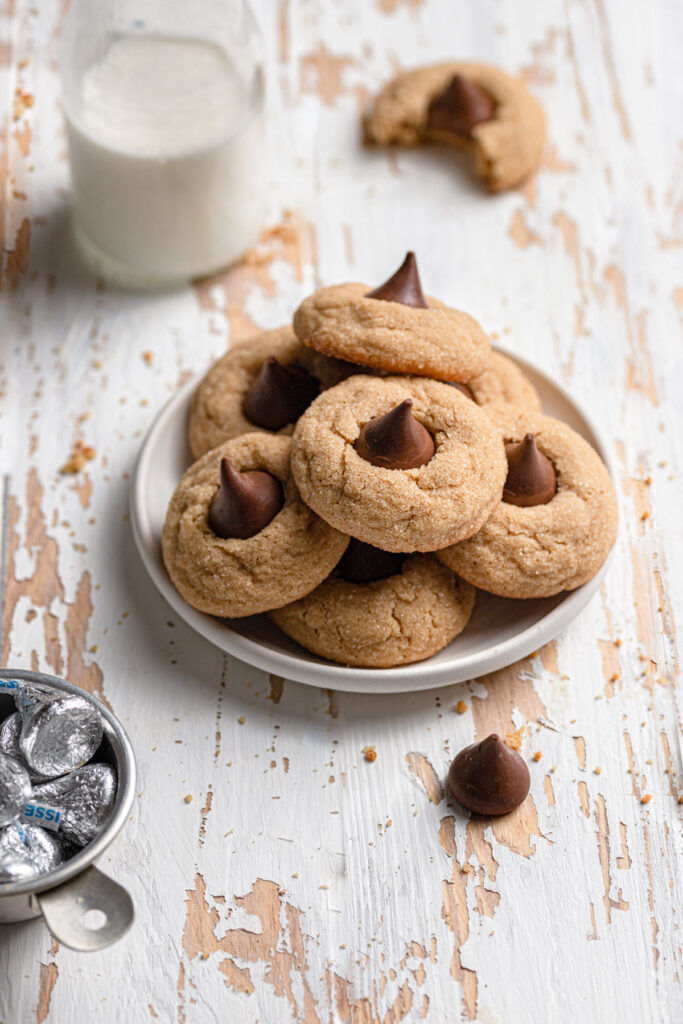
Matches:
[[1, 1, 682, 1021]]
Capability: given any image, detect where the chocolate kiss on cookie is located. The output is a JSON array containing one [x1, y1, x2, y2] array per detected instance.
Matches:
[[366, 251, 428, 309], [449, 381, 474, 401], [336, 538, 405, 584], [427, 74, 495, 139], [448, 734, 530, 816], [503, 433, 556, 507], [355, 399, 435, 470], [209, 457, 284, 540], [243, 357, 319, 432]]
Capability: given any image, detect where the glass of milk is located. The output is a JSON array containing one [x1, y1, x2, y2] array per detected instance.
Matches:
[[60, 0, 266, 287]]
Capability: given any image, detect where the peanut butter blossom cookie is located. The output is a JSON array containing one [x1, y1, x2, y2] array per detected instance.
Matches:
[[366, 62, 546, 193], [438, 406, 618, 598], [291, 375, 507, 553], [293, 252, 490, 382], [270, 539, 475, 668], [162, 433, 349, 618], [188, 327, 321, 459]]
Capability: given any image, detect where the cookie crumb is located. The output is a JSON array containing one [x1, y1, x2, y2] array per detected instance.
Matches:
[[12, 88, 34, 120], [505, 727, 524, 751], [532, 751, 542, 762], [641, 794, 652, 804], [142, 350, 154, 365], [677, 796, 683, 805], [60, 440, 96, 475], [363, 745, 377, 762], [461, 863, 474, 875], [184, 794, 193, 804], [237, 716, 246, 725], [455, 700, 468, 714], [594, 766, 601, 775]]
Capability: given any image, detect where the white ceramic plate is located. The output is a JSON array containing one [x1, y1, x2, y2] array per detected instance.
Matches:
[[130, 349, 614, 694]]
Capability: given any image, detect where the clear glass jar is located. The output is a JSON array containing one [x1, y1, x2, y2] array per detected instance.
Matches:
[[60, 0, 266, 287]]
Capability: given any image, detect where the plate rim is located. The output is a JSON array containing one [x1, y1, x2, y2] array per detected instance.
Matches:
[[130, 346, 614, 693]]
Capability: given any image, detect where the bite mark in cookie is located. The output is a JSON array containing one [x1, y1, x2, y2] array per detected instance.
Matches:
[[365, 61, 546, 193]]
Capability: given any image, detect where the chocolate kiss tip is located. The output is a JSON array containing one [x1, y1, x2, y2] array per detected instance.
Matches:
[[243, 356, 319, 432], [336, 538, 405, 584], [209, 457, 284, 540], [503, 432, 556, 508], [365, 251, 428, 309], [354, 398, 435, 471], [427, 73, 495, 139], [447, 733, 530, 816]]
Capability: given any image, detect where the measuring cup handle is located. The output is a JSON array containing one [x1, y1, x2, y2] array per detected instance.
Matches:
[[37, 865, 134, 951]]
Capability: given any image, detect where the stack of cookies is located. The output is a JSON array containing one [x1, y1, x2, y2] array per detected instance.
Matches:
[[162, 253, 617, 669]]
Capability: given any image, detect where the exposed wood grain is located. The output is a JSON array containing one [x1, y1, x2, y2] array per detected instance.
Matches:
[[0, 0, 682, 1021]]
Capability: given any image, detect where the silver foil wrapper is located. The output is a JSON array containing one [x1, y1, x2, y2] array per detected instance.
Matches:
[[31, 763, 117, 847], [0, 713, 54, 783], [0, 822, 62, 882], [18, 692, 103, 778], [13, 681, 54, 712], [0, 752, 31, 828]]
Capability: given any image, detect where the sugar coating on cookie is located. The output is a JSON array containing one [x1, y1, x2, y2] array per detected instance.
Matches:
[[438, 406, 618, 598], [270, 555, 475, 668], [294, 283, 490, 382], [188, 327, 345, 459], [366, 61, 546, 193], [162, 433, 349, 618], [467, 351, 542, 411], [291, 375, 507, 553]]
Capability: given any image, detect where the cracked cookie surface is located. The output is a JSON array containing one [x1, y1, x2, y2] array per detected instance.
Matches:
[[366, 61, 545, 193], [291, 375, 507, 553], [438, 406, 618, 598], [269, 555, 475, 667], [162, 433, 349, 618], [294, 283, 490, 381]]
